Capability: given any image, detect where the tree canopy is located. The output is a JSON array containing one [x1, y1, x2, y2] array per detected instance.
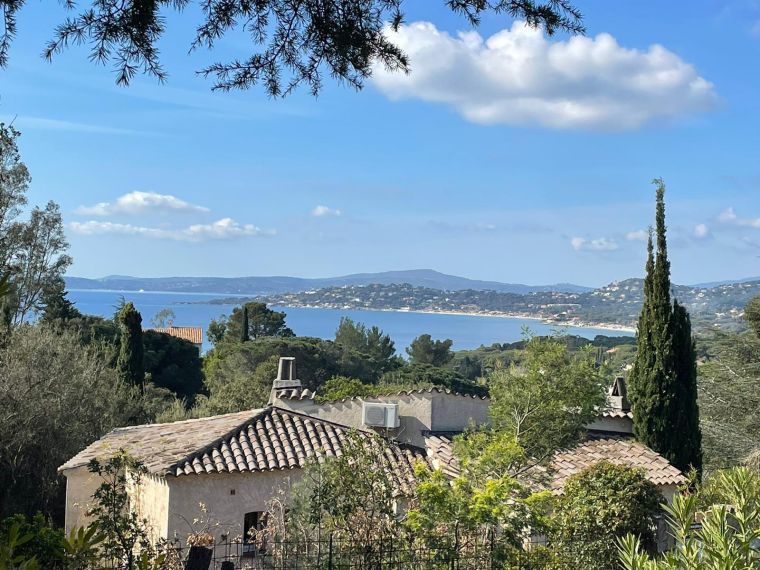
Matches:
[[628, 180, 702, 475], [0, 124, 71, 328], [0, 1, 583, 96]]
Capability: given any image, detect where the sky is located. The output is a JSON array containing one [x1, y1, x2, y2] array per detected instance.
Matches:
[[2, 0, 760, 287]]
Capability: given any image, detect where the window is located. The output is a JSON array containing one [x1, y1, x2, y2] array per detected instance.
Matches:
[[243, 511, 266, 555]]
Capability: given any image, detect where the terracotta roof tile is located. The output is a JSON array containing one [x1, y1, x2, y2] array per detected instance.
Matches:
[[61, 408, 428, 493], [277, 386, 488, 403], [424, 435, 685, 491], [150, 326, 203, 345]]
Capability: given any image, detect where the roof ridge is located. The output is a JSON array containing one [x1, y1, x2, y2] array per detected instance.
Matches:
[[281, 386, 489, 404], [110, 408, 260, 432], [165, 408, 271, 475]]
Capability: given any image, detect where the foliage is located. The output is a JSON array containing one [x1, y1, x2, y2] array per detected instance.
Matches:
[[407, 463, 550, 563], [618, 467, 760, 569], [0, 521, 39, 569], [381, 362, 484, 395], [0, 1, 583, 94], [0, 325, 135, 522], [0, 123, 72, 327], [406, 334, 454, 366], [86, 452, 166, 570], [116, 302, 145, 389], [40, 277, 82, 325], [148, 308, 175, 328], [200, 354, 280, 414], [697, 330, 760, 470], [629, 180, 702, 474], [143, 330, 203, 401], [744, 294, 760, 338], [316, 376, 375, 401], [551, 462, 661, 570], [228, 301, 294, 341], [261, 431, 403, 565], [0, 514, 65, 569], [315, 375, 434, 402], [487, 335, 607, 462], [334, 317, 401, 381]]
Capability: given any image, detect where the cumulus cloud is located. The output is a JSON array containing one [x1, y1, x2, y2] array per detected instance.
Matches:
[[69, 218, 274, 242], [311, 205, 342, 217], [76, 191, 210, 216], [626, 229, 649, 242], [718, 207, 760, 228], [371, 21, 716, 130], [571, 237, 619, 251], [693, 223, 710, 239]]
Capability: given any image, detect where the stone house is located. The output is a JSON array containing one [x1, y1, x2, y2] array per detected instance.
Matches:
[[150, 326, 204, 354], [60, 360, 684, 548]]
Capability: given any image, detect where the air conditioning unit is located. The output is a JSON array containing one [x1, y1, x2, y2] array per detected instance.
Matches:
[[362, 402, 400, 429]]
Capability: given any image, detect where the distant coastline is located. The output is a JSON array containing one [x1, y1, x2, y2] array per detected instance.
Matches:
[[192, 296, 637, 334]]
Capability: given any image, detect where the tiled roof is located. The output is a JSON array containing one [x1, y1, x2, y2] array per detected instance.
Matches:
[[276, 386, 489, 403], [424, 435, 685, 491], [59, 410, 258, 474], [150, 326, 203, 345], [61, 408, 427, 494], [551, 438, 685, 489], [171, 408, 426, 492], [600, 410, 633, 419]]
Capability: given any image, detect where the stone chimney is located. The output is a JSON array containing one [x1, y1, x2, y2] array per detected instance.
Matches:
[[268, 357, 301, 405], [609, 376, 630, 412]]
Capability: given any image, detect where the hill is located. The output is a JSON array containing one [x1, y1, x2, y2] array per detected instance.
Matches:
[[65, 269, 592, 295], [245, 278, 760, 331]]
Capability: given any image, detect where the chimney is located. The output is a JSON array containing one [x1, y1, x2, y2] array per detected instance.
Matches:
[[609, 376, 630, 411], [268, 357, 301, 405]]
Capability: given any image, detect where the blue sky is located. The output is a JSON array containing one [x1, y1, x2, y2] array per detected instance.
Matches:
[[2, 0, 760, 286]]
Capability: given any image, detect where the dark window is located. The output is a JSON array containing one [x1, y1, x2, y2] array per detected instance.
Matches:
[[243, 511, 267, 555]]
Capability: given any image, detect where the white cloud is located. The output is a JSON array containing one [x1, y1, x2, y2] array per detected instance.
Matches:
[[69, 218, 274, 242], [571, 237, 619, 251], [717, 207, 760, 228], [311, 205, 342, 217], [693, 223, 710, 239], [626, 229, 649, 242], [76, 191, 210, 216], [371, 21, 716, 130]]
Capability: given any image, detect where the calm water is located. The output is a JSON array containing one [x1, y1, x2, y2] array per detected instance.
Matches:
[[68, 289, 632, 353]]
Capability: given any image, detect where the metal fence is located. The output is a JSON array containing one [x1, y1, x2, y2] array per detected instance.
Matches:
[[170, 534, 559, 570]]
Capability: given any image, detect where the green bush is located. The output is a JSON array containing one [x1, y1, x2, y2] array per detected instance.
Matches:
[[551, 462, 661, 570]]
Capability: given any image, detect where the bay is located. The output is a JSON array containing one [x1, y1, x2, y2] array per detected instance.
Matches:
[[68, 289, 633, 353]]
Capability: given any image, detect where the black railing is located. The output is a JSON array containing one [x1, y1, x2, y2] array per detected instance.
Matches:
[[170, 534, 562, 570]]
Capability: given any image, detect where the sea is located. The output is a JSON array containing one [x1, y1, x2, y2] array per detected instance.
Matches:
[[67, 289, 633, 353]]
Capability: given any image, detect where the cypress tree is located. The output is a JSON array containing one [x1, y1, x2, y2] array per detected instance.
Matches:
[[241, 305, 250, 342], [629, 179, 702, 474], [116, 301, 144, 389]]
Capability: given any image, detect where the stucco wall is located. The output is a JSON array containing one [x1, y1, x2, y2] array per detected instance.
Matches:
[[165, 470, 300, 546], [586, 416, 633, 435], [63, 466, 102, 533], [430, 394, 489, 432], [275, 392, 490, 447], [129, 473, 170, 543]]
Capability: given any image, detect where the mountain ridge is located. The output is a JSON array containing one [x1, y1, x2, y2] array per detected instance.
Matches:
[[65, 269, 593, 295]]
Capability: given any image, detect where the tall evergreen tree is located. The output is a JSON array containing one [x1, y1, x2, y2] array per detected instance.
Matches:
[[116, 301, 144, 389], [629, 179, 701, 474], [241, 305, 250, 342]]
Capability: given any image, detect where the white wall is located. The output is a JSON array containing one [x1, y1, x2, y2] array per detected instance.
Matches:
[[275, 392, 489, 448], [165, 470, 300, 546], [63, 466, 101, 533]]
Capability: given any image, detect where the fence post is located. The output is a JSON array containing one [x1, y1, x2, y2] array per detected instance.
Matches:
[[328, 532, 333, 570]]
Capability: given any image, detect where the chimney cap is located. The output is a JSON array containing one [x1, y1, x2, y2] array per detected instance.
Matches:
[[273, 356, 301, 390]]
